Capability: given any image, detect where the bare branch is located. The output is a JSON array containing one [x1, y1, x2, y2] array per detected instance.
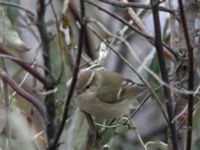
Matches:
[[150, 1, 178, 150], [177, 0, 194, 150], [52, 0, 86, 149], [36, 0, 57, 146]]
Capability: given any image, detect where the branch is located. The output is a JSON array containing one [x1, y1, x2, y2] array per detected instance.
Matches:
[[36, 0, 56, 147], [150, 1, 178, 150], [52, 0, 86, 148], [177, 0, 194, 150]]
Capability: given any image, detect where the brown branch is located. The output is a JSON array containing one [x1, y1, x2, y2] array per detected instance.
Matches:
[[177, 0, 194, 150], [36, 0, 56, 148], [52, 0, 86, 149], [150, 1, 178, 150]]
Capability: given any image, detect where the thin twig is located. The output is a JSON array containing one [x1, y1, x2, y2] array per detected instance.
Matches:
[[128, 86, 162, 120], [177, 0, 194, 150], [45, 0, 55, 7], [52, 0, 86, 148], [151, 1, 178, 150]]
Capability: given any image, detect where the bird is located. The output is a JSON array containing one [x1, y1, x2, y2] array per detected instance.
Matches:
[[73, 70, 147, 118]]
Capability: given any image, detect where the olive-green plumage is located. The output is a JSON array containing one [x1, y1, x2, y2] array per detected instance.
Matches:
[[73, 70, 146, 118]]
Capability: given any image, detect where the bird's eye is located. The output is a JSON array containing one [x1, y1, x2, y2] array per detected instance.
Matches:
[[85, 85, 90, 89]]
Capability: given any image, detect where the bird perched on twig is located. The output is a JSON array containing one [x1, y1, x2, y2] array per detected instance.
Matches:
[[73, 70, 146, 118]]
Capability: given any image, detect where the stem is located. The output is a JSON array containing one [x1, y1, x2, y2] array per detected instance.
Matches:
[[52, 0, 86, 149], [177, 0, 194, 150], [150, 1, 178, 150], [36, 0, 56, 147]]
